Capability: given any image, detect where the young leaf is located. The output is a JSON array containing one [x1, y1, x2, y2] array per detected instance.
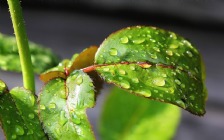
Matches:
[[0, 85, 47, 140], [0, 33, 59, 74], [99, 87, 181, 140], [95, 26, 207, 115], [38, 70, 95, 140], [40, 46, 98, 83]]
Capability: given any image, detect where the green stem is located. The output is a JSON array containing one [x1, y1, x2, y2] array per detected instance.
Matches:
[[7, 0, 35, 92]]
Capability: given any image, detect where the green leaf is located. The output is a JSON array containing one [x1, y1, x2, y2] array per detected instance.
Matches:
[[0, 79, 8, 95], [0, 33, 59, 74], [99, 87, 181, 140], [38, 70, 95, 140], [95, 26, 207, 115], [0, 86, 47, 140]]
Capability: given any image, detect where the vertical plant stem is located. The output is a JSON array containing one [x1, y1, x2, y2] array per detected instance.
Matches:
[[7, 0, 35, 92]]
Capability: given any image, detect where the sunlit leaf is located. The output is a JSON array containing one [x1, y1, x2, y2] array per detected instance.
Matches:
[[0, 79, 7, 95], [0, 85, 47, 140], [99, 87, 181, 140], [0, 33, 59, 74], [38, 70, 95, 140], [40, 46, 98, 83], [95, 26, 207, 115]]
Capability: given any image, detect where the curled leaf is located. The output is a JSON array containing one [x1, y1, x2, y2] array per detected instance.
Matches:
[[0, 86, 47, 140], [40, 46, 98, 83], [38, 70, 95, 140], [95, 26, 207, 115], [99, 87, 180, 140], [0, 33, 59, 74]]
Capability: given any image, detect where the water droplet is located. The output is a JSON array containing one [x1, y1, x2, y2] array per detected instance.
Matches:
[[189, 95, 195, 100], [120, 36, 129, 44], [170, 44, 178, 49], [186, 51, 193, 57], [166, 50, 173, 56], [39, 105, 46, 110], [175, 53, 181, 57], [118, 69, 126, 75], [133, 38, 145, 44], [132, 78, 139, 83], [27, 130, 34, 135], [153, 77, 165, 86], [151, 54, 157, 59], [103, 67, 110, 72], [49, 103, 56, 109], [174, 79, 181, 85], [109, 48, 118, 56], [137, 89, 151, 97], [28, 113, 35, 119], [181, 84, 185, 88], [161, 74, 167, 77], [130, 65, 135, 70], [76, 76, 83, 85], [153, 47, 160, 52], [59, 111, 67, 126], [11, 134, 17, 139], [176, 100, 186, 109], [71, 112, 81, 125], [120, 81, 130, 89], [15, 125, 24, 136]]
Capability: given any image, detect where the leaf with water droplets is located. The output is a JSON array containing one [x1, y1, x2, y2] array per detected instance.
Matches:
[[38, 70, 95, 140], [95, 26, 207, 115], [99, 87, 181, 140], [0, 33, 59, 74], [0, 85, 47, 140]]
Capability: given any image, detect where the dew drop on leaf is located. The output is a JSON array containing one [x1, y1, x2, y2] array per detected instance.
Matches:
[[176, 100, 186, 109], [118, 69, 126, 75], [186, 51, 193, 57], [39, 105, 46, 110], [166, 50, 173, 56], [120, 36, 129, 44], [174, 79, 181, 85], [132, 38, 145, 44], [11, 134, 17, 139], [153, 77, 166, 87], [15, 125, 24, 136], [137, 89, 151, 97], [170, 44, 178, 49], [132, 78, 139, 83], [151, 54, 157, 59], [49, 103, 56, 109], [109, 48, 118, 56], [76, 76, 83, 85], [120, 80, 130, 89], [28, 113, 35, 119]]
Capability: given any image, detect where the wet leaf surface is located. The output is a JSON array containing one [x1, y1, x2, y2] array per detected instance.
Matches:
[[0, 85, 47, 140], [38, 70, 95, 140], [0, 33, 59, 74], [99, 87, 181, 140], [95, 26, 207, 115]]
